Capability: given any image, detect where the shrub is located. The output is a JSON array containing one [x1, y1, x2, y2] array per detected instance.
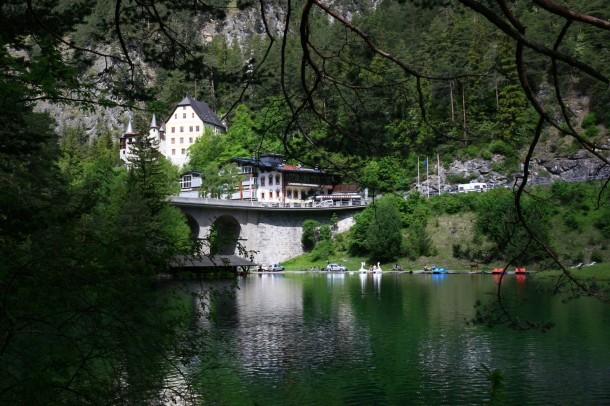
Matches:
[[464, 145, 479, 158], [583, 125, 599, 140], [446, 173, 476, 185], [581, 113, 598, 128], [441, 195, 465, 215], [563, 211, 581, 231], [480, 148, 493, 160], [348, 209, 374, 255], [472, 188, 551, 263], [302, 220, 321, 251], [319, 224, 332, 241], [309, 240, 334, 261], [334, 233, 348, 251], [489, 140, 514, 156]]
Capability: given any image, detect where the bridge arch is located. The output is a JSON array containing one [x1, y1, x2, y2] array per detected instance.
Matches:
[[171, 197, 365, 264], [211, 215, 241, 255], [184, 214, 199, 238]]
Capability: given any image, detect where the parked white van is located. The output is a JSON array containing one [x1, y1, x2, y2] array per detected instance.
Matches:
[[457, 182, 488, 193]]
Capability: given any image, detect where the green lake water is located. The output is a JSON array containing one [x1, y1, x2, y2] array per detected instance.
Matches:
[[178, 272, 610, 405]]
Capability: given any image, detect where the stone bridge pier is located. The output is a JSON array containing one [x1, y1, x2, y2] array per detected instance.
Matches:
[[171, 197, 365, 265]]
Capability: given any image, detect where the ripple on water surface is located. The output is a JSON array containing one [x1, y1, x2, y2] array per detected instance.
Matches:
[[192, 273, 610, 405]]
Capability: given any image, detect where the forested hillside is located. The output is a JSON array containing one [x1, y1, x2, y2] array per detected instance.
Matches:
[[46, 0, 610, 192]]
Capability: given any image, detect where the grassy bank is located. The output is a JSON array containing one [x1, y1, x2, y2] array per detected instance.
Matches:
[[536, 263, 610, 280], [282, 257, 610, 280]]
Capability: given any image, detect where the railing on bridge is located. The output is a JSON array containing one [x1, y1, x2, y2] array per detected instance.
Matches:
[[171, 196, 370, 209]]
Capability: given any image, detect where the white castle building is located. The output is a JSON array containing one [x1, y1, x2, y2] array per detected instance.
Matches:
[[119, 97, 226, 167]]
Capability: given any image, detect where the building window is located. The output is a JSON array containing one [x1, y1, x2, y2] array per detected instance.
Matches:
[[171, 149, 176, 155], [182, 106, 186, 110], [180, 127, 184, 132], [260, 177, 265, 187], [171, 138, 175, 144], [181, 148, 186, 154], [276, 175, 280, 185], [192, 113, 194, 118], [171, 127, 175, 133], [189, 126, 193, 132], [181, 175, 192, 189], [196, 126, 200, 132], [261, 192, 265, 200], [183, 113, 186, 118], [180, 137, 184, 143], [189, 137, 193, 143], [174, 114, 177, 119], [269, 175, 273, 186]]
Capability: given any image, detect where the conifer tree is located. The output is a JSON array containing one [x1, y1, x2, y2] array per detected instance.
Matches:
[[365, 199, 403, 262], [496, 35, 531, 146]]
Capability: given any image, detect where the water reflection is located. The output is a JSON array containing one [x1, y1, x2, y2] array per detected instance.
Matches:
[[431, 273, 448, 283], [372, 272, 382, 294], [179, 273, 610, 405], [359, 272, 367, 295], [326, 272, 345, 285]]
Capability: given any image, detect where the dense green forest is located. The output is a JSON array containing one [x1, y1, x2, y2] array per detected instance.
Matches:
[[65, 0, 610, 189], [2, 0, 610, 403]]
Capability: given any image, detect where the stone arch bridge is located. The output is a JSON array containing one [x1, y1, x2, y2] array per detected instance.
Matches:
[[171, 197, 366, 266]]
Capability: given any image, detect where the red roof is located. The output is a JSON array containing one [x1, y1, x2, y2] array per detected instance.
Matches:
[[283, 165, 299, 170], [332, 184, 360, 193]]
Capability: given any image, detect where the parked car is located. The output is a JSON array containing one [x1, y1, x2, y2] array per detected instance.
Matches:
[[267, 263, 285, 271], [315, 199, 334, 207], [324, 263, 347, 272]]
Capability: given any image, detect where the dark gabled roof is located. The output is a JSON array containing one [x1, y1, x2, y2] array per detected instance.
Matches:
[[180, 170, 202, 177], [331, 184, 360, 193], [174, 97, 226, 129], [230, 157, 342, 185], [231, 157, 330, 174]]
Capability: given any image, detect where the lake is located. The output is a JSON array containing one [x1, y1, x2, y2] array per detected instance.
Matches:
[[176, 272, 610, 405]]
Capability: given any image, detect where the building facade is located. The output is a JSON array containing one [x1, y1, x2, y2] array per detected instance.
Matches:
[[119, 97, 225, 168], [230, 154, 341, 205]]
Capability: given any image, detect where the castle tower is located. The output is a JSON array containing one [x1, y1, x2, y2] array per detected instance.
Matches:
[[119, 117, 138, 163]]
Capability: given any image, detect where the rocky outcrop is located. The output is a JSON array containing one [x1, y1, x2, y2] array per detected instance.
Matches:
[[418, 149, 609, 195]]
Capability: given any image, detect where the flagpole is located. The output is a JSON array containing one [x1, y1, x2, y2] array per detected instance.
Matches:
[[417, 156, 420, 192], [426, 156, 429, 198], [437, 154, 441, 195]]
